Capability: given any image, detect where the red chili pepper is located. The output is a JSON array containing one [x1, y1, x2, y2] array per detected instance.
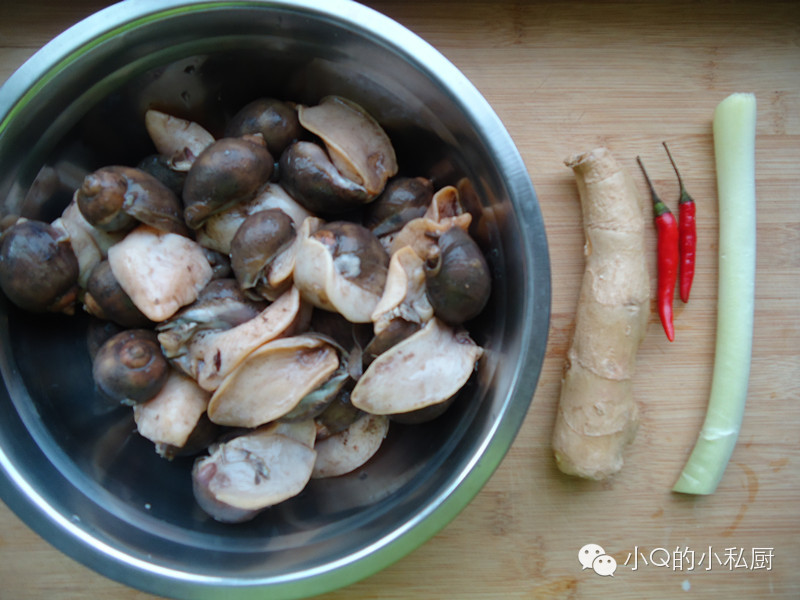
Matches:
[[663, 142, 697, 303], [637, 156, 678, 342]]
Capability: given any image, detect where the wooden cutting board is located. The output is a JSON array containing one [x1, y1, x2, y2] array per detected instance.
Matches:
[[0, 1, 798, 598]]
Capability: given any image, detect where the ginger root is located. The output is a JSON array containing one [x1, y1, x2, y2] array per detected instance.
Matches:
[[552, 147, 650, 480]]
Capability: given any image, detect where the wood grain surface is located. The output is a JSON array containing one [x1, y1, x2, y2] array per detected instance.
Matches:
[[0, 1, 798, 599]]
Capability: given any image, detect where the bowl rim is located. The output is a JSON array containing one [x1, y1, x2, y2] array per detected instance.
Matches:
[[0, 1, 552, 598]]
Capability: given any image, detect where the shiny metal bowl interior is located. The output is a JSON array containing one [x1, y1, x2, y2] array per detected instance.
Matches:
[[0, 1, 550, 598]]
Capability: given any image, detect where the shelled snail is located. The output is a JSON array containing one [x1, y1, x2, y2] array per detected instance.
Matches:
[[0, 95, 491, 523]]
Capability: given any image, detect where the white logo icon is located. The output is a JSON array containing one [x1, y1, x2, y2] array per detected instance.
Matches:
[[579, 543, 605, 569], [579, 543, 617, 576], [592, 554, 617, 576]]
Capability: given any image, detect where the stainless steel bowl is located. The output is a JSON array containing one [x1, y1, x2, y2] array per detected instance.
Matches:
[[0, 1, 550, 598]]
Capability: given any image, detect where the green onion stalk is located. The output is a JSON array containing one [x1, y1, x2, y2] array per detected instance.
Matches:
[[672, 93, 757, 495]]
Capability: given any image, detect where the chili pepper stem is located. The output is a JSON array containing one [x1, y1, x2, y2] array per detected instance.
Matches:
[[663, 142, 687, 195]]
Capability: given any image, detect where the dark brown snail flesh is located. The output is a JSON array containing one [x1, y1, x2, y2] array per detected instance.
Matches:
[[363, 176, 433, 237], [84, 260, 153, 328], [92, 329, 169, 405], [229, 209, 296, 300], [76, 166, 188, 236], [425, 226, 491, 324], [182, 136, 274, 229], [278, 141, 369, 215], [0, 220, 80, 314], [224, 98, 302, 157]]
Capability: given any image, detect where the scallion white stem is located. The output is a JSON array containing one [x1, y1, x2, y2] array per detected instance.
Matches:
[[672, 93, 757, 495]]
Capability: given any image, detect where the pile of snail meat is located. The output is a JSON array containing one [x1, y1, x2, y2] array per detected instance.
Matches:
[[0, 95, 491, 523]]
